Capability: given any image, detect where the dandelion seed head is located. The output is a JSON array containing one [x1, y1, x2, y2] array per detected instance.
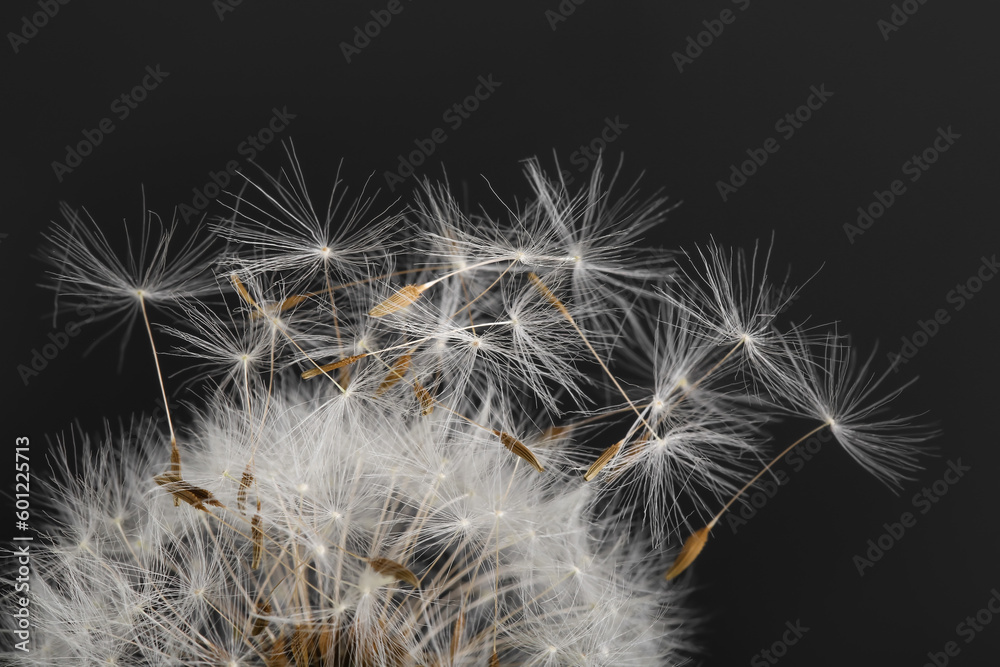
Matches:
[[11, 153, 935, 666]]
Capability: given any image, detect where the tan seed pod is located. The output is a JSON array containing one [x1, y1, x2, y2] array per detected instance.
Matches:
[[414, 380, 435, 415], [584, 439, 623, 482], [251, 513, 263, 569], [290, 625, 310, 667], [237, 464, 254, 515], [450, 611, 465, 661], [230, 273, 258, 309], [369, 284, 426, 317], [300, 353, 368, 379], [314, 624, 335, 660], [153, 473, 224, 513], [604, 434, 652, 482], [277, 293, 309, 312], [376, 354, 412, 396], [541, 424, 572, 441], [489, 650, 500, 667], [249, 293, 311, 320], [251, 598, 272, 637], [664, 524, 712, 580], [169, 442, 182, 507], [266, 636, 290, 667], [493, 430, 544, 473], [368, 557, 420, 588], [527, 272, 570, 318], [170, 440, 181, 474]]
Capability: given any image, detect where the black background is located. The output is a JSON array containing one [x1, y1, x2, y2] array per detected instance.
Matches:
[[3, 1, 999, 665]]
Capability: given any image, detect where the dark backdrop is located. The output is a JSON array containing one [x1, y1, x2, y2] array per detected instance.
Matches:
[[3, 1, 999, 665]]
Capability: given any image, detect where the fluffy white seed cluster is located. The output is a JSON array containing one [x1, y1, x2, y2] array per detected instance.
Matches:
[[6, 152, 930, 665]]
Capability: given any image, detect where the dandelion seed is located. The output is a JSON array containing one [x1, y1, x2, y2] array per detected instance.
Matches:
[[665, 420, 832, 579]]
